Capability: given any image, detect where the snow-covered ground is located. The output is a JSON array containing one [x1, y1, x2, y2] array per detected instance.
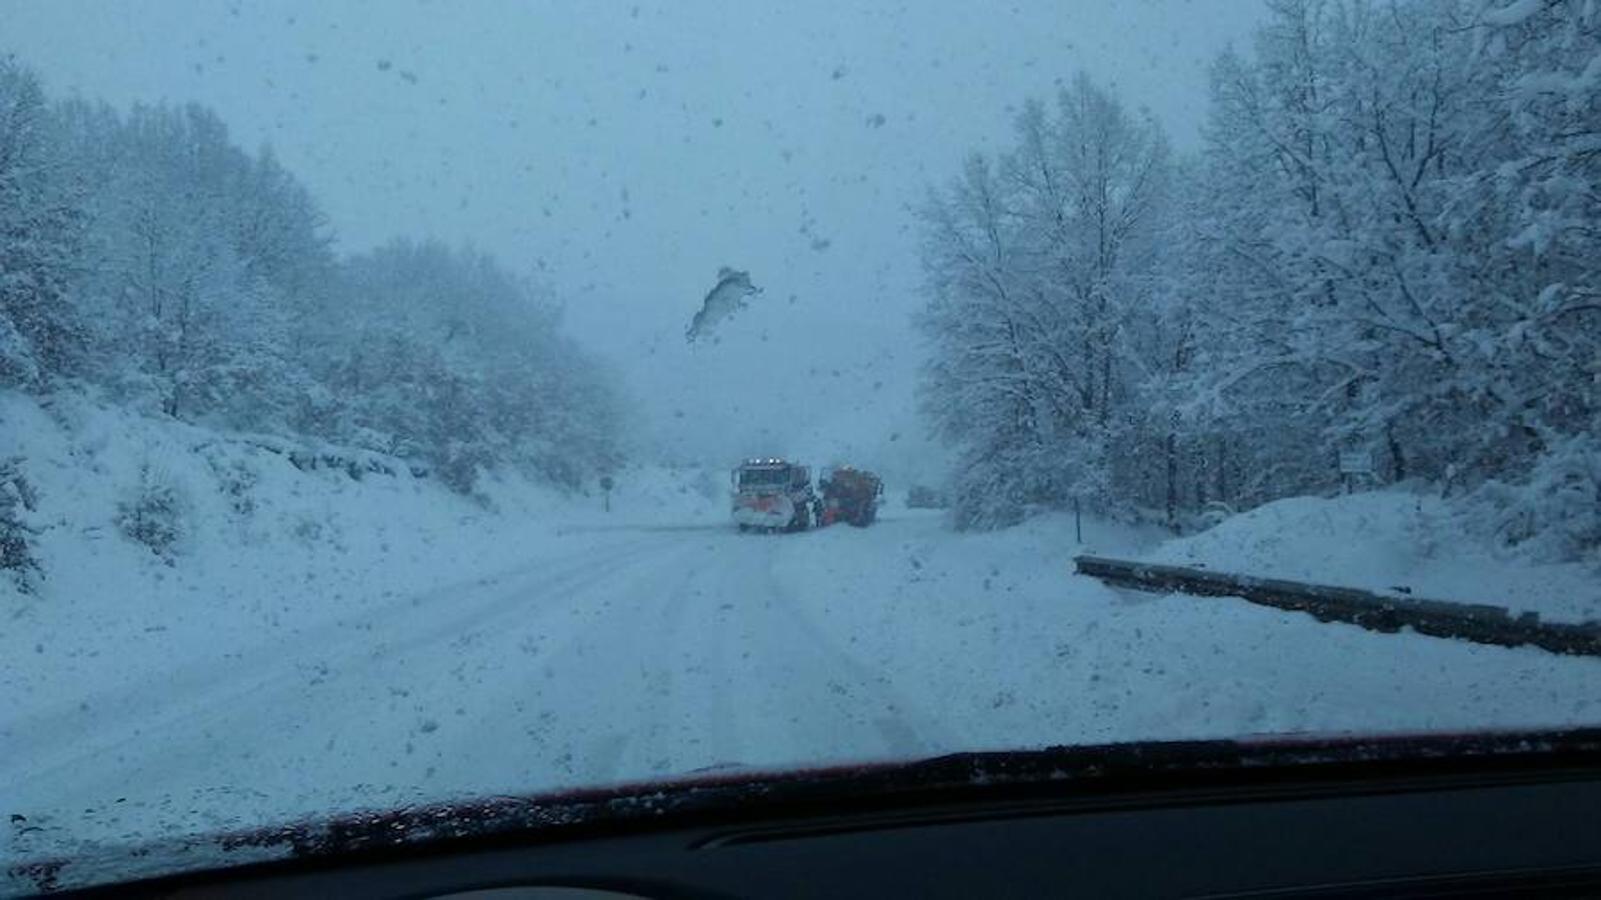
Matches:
[[1145, 491, 1601, 623], [6, 396, 1601, 871]]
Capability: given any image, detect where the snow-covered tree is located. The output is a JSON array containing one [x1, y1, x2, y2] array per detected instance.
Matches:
[[1191, 0, 1599, 525], [1, 57, 626, 499], [65, 103, 309, 425], [921, 0, 1600, 558], [0, 456, 41, 592], [0, 57, 86, 386], [313, 239, 623, 493], [920, 75, 1170, 527]]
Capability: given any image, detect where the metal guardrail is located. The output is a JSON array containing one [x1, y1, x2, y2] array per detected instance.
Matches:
[[1073, 555, 1601, 657]]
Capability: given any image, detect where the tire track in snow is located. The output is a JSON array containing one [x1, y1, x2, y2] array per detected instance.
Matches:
[[8, 535, 650, 749], [756, 539, 959, 759], [6, 534, 675, 810], [13, 518, 957, 841], [521, 528, 938, 786], [440, 534, 715, 790], [527, 535, 734, 786]]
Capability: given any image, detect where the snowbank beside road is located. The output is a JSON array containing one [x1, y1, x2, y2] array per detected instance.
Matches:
[[0, 391, 715, 739], [766, 508, 1601, 752], [1144, 491, 1601, 624], [0, 392, 525, 727]]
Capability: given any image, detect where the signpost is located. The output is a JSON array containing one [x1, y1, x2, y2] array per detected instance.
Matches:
[[1338, 450, 1374, 494]]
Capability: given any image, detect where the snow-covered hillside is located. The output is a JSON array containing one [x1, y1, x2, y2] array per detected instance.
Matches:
[[0, 391, 721, 725], [1144, 491, 1601, 624]]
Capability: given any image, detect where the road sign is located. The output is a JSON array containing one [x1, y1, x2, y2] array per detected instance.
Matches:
[[1339, 451, 1374, 475]]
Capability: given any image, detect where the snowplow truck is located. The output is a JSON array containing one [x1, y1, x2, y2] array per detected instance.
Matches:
[[732, 459, 815, 533], [817, 466, 883, 527]]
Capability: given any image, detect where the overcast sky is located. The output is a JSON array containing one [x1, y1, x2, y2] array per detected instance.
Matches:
[[2, 0, 1267, 476]]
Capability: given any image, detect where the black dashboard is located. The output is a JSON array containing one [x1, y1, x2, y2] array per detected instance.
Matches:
[[24, 731, 1601, 899]]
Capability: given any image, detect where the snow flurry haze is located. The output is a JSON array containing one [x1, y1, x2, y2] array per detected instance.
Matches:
[[9, 1, 1601, 892], [2, 0, 1264, 478]]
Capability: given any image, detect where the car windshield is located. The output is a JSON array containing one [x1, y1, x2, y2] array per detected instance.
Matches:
[[3, 0, 1600, 891]]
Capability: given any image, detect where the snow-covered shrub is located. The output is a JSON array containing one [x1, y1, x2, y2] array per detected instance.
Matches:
[[0, 318, 41, 387], [287, 511, 348, 552], [206, 454, 258, 516], [289, 513, 325, 544], [1193, 501, 1236, 532], [116, 464, 186, 561], [0, 457, 42, 592], [434, 442, 487, 496], [950, 454, 1029, 531], [1465, 437, 1601, 565]]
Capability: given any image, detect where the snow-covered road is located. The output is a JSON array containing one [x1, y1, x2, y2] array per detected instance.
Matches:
[[9, 509, 1601, 855]]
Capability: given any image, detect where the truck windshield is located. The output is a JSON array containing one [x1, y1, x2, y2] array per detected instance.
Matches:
[[738, 468, 791, 489]]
